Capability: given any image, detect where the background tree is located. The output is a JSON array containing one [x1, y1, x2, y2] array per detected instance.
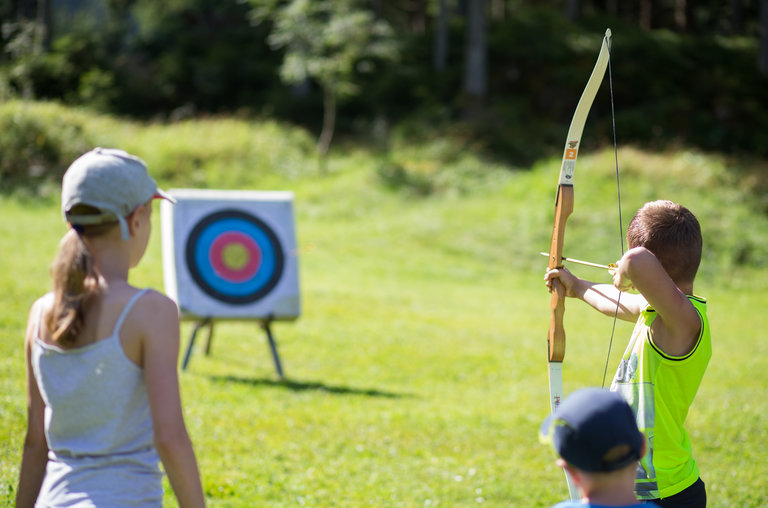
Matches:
[[1, 0, 48, 99], [566, 0, 579, 21], [761, 0, 768, 75], [462, 0, 486, 119], [253, 0, 397, 169], [731, 0, 744, 33], [433, 0, 449, 71]]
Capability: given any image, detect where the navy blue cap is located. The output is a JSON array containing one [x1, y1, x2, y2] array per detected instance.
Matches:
[[540, 388, 645, 472]]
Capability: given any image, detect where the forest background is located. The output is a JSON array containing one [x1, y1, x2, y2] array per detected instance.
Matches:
[[2, 0, 768, 182]]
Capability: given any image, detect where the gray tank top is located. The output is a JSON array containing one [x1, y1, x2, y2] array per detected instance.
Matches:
[[31, 289, 163, 507]]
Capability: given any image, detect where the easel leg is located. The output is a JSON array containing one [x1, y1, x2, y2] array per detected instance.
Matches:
[[204, 321, 215, 355], [262, 320, 285, 379], [182, 318, 212, 370]]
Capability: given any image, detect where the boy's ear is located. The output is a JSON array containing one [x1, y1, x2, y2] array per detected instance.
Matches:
[[556, 458, 574, 475], [557, 459, 582, 486]]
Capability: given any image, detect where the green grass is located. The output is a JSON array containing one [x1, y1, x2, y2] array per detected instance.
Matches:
[[1, 106, 768, 506]]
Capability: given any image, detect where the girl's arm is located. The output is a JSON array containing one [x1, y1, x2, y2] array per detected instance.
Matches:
[[546, 266, 647, 321], [613, 247, 701, 356], [16, 300, 49, 508], [140, 291, 206, 508]]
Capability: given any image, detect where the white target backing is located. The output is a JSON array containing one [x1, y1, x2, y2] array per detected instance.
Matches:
[[161, 189, 300, 320]]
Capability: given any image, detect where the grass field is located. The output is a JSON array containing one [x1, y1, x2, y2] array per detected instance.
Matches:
[[1, 107, 767, 506]]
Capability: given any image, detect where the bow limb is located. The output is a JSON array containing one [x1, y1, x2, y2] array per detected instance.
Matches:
[[547, 28, 612, 502]]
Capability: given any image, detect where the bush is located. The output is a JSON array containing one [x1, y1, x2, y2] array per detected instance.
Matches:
[[0, 102, 93, 195]]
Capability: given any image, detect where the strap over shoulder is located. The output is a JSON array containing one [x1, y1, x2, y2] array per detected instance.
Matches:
[[112, 288, 151, 336], [33, 293, 55, 339]]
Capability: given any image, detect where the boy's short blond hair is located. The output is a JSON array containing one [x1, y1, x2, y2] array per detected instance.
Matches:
[[626, 200, 702, 284]]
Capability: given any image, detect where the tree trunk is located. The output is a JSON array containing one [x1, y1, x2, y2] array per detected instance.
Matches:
[[463, 0, 486, 119], [731, 0, 744, 34], [639, 0, 653, 29], [433, 0, 449, 71], [760, 0, 768, 75], [317, 85, 337, 172], [491, 0, 505, 20], [566, 0, 579, 21], [370, 0, 382, 18], [456, 0, 467, 17], [12, 0, 36, 19], [674, 0, 686, 32], [37, 0, 50, 49], [409, 0, 427, 34]]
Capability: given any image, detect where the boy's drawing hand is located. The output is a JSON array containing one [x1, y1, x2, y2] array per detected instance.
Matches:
[[612, 259, 633, 291], [612, 251, 638, 292]]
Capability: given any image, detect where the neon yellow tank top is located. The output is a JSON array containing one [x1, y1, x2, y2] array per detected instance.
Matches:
[[610, 295, 710, 500]]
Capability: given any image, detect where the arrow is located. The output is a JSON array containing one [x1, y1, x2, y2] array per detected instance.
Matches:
[[540, 252, 615, 271]]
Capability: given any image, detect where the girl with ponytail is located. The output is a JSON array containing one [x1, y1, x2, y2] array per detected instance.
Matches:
[[16, 148, 205, 507]]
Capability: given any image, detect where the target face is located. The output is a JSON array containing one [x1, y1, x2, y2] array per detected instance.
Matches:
[[185, 210, 284, 305], [161, 189, 300, 321]]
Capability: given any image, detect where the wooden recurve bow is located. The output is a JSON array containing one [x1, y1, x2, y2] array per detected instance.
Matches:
[[547, 28, 612, 501]]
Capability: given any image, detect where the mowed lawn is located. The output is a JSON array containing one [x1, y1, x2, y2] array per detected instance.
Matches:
[[1, 135, 767, 506]]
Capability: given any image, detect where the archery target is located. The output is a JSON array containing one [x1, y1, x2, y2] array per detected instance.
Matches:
[[161, 189, 300, 320], [185, 209, 284, 304]]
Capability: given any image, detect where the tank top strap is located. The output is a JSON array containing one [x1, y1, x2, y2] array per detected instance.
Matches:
[[34, 293, 54, 339], [113, 288, 151, 337]]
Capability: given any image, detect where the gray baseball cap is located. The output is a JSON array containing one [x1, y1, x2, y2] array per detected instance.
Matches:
[[62, 147, 175, 239]]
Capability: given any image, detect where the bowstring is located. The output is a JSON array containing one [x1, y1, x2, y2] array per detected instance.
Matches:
[[602, 33, 624, 388]]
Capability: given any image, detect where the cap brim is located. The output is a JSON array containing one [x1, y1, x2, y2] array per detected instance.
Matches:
[[153, 188, 177, 204]]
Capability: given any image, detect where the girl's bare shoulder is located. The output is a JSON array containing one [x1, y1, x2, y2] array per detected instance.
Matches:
[[126, 289, 180, 335]]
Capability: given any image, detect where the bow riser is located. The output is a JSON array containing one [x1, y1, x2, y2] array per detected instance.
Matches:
[[548, 184, 573, 363]]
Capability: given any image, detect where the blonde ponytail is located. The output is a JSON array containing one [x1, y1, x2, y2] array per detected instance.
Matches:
[[46, 229, 100, 344]]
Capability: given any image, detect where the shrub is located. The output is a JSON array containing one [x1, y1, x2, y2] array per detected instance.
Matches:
[[0, 102, 93, 194]]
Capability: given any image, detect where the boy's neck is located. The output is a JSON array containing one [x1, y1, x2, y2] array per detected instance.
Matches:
[[676, 280, 694, 296], [577, 466, 640, 506], [586, 491, 641, 506]]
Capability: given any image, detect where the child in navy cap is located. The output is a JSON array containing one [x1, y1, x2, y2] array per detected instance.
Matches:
[[540, 388, 658, 507]]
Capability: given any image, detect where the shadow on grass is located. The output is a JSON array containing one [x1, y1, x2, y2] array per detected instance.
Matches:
[[210, 375, 415, 399]]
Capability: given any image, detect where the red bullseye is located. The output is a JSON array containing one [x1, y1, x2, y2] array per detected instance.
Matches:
[[209, 231, 262, 283]]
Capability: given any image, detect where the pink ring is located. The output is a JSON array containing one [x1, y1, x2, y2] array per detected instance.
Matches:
[[209, 231, 262, 283]]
